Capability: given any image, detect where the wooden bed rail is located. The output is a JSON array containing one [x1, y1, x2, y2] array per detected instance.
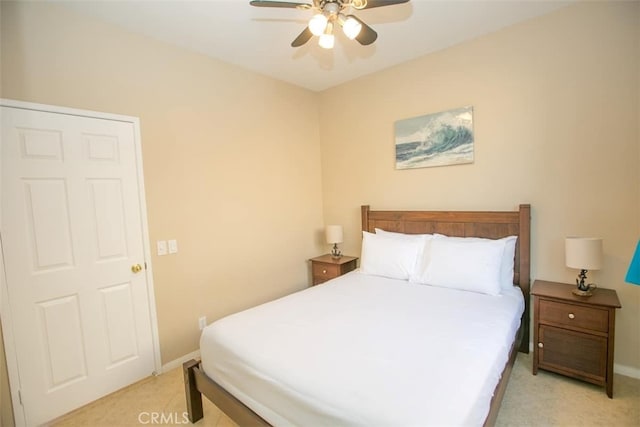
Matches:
[[183, 359, 269, 426]]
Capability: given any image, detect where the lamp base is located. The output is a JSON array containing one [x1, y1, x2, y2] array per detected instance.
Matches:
[[572, 283, 598, 297], [331, 243, 342, 260], [574, 271, 597, 297], [572, 287, 595, 297]]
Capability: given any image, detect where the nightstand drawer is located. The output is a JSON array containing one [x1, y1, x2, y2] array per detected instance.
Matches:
[[309, 255, 358, 286], [539, 299, 608, 333], [312, 263, 340, 280]]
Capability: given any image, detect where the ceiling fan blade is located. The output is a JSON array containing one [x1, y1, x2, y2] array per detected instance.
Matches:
[[291, 27, 313, 47], [352, 16, 378, 45], [356, 0, 410, 9], [250, 1, 312, 9]]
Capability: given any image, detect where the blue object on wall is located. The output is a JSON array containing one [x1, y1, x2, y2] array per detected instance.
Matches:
[[625, 240, 640, 285]]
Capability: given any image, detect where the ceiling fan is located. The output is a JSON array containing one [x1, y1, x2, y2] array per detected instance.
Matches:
[[249, 0, 410, 49]]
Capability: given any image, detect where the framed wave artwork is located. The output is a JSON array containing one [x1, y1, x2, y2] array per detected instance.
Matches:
[[395, 106, 474, 170]]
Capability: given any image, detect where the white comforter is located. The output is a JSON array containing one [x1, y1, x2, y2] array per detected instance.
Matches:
[[200, 271, 524, 427]]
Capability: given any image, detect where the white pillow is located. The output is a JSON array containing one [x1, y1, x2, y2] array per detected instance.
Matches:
[[419, 237, 506, 295], [360, 231, 426, 280], [499, 236, 517, 289], [375, 229, 434, 282], [430, 234, 518, 290], [375, 228, 431, 240]]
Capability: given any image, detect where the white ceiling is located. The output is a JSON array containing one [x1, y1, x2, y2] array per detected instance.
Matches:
[[56, 0, 573, 92]]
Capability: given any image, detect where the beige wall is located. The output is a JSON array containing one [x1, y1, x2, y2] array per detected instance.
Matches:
[[320, 1, 639, 370], [0, 0, 324, 371]]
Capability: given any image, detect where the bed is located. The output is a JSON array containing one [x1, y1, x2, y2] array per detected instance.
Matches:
[[184, 204, 531, 426]]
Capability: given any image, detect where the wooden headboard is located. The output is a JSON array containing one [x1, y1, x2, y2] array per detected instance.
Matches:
[[361, 204, 531, 353]]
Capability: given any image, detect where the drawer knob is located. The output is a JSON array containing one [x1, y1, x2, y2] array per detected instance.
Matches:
[[568, 313, 575, 319], [538, 342, 543, 348], [322, 269, 327, 274]]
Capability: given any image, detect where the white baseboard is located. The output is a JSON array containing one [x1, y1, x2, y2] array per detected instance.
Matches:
[[160, 350, 201, 374], [614, 363, 640, 379]]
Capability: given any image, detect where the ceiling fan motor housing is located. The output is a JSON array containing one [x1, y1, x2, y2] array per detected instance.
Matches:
[[317, 0, 366, 10]]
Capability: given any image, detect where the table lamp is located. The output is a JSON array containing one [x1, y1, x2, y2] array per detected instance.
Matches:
[[565, 237, 603, 296], [625, 240, 640, 286], [325, 225, 343, 259]]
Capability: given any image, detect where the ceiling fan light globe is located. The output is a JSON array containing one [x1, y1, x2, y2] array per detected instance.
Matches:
[[318, 33, 335, 49], [309, 13, 328, 36], [342, 16, 362, 39]]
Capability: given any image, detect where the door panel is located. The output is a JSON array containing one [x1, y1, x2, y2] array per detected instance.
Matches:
[[89, 179, 128, 260], [85, 133, 119, 162], [538, 325, 607, 383], [1, 105, 157, 426], [18, 127, 64, 160], [100, 282, 139, 366], [37, 295, 88, 390], [24, 178, 75, 271]]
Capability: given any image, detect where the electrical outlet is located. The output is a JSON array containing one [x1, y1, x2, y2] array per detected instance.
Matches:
[[198, 316, 207, 330], [168, 239, 178, 254]]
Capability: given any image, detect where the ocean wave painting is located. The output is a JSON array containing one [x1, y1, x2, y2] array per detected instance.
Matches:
[[395, 106, 474, 169]]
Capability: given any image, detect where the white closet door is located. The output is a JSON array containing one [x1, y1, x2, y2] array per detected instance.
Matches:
[[1, 105, 157, 426]]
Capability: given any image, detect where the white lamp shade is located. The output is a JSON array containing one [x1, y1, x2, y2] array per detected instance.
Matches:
[[565, 237, 603, 270], [325, 225, 343, 244]]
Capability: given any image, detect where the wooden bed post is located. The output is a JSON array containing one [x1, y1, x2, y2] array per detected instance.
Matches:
[[361, 205, 370, 232], [183, 360, 204, 423], [518, 204, 531, 354]]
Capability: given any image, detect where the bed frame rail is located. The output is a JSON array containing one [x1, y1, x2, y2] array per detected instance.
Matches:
[[183, 359, 269, 426]]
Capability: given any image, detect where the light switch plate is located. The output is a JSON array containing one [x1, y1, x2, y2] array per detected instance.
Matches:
[[168, 239, 178, 254], [157, 240, 167, 256]]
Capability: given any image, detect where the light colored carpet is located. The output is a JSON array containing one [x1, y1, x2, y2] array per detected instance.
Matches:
[[496, 352, 640, 426], [53, 352, 639, 426], [51, 368, 234, 427]]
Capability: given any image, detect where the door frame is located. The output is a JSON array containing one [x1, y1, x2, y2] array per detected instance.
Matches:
[[0, 99, 162, 426]]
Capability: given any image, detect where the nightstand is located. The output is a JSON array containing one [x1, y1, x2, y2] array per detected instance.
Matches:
[[532, 280, 621, 397], [309, 254, 358, 285]]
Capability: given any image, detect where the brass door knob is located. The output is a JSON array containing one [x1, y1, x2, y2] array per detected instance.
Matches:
[[131, 264, 143, 273]]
